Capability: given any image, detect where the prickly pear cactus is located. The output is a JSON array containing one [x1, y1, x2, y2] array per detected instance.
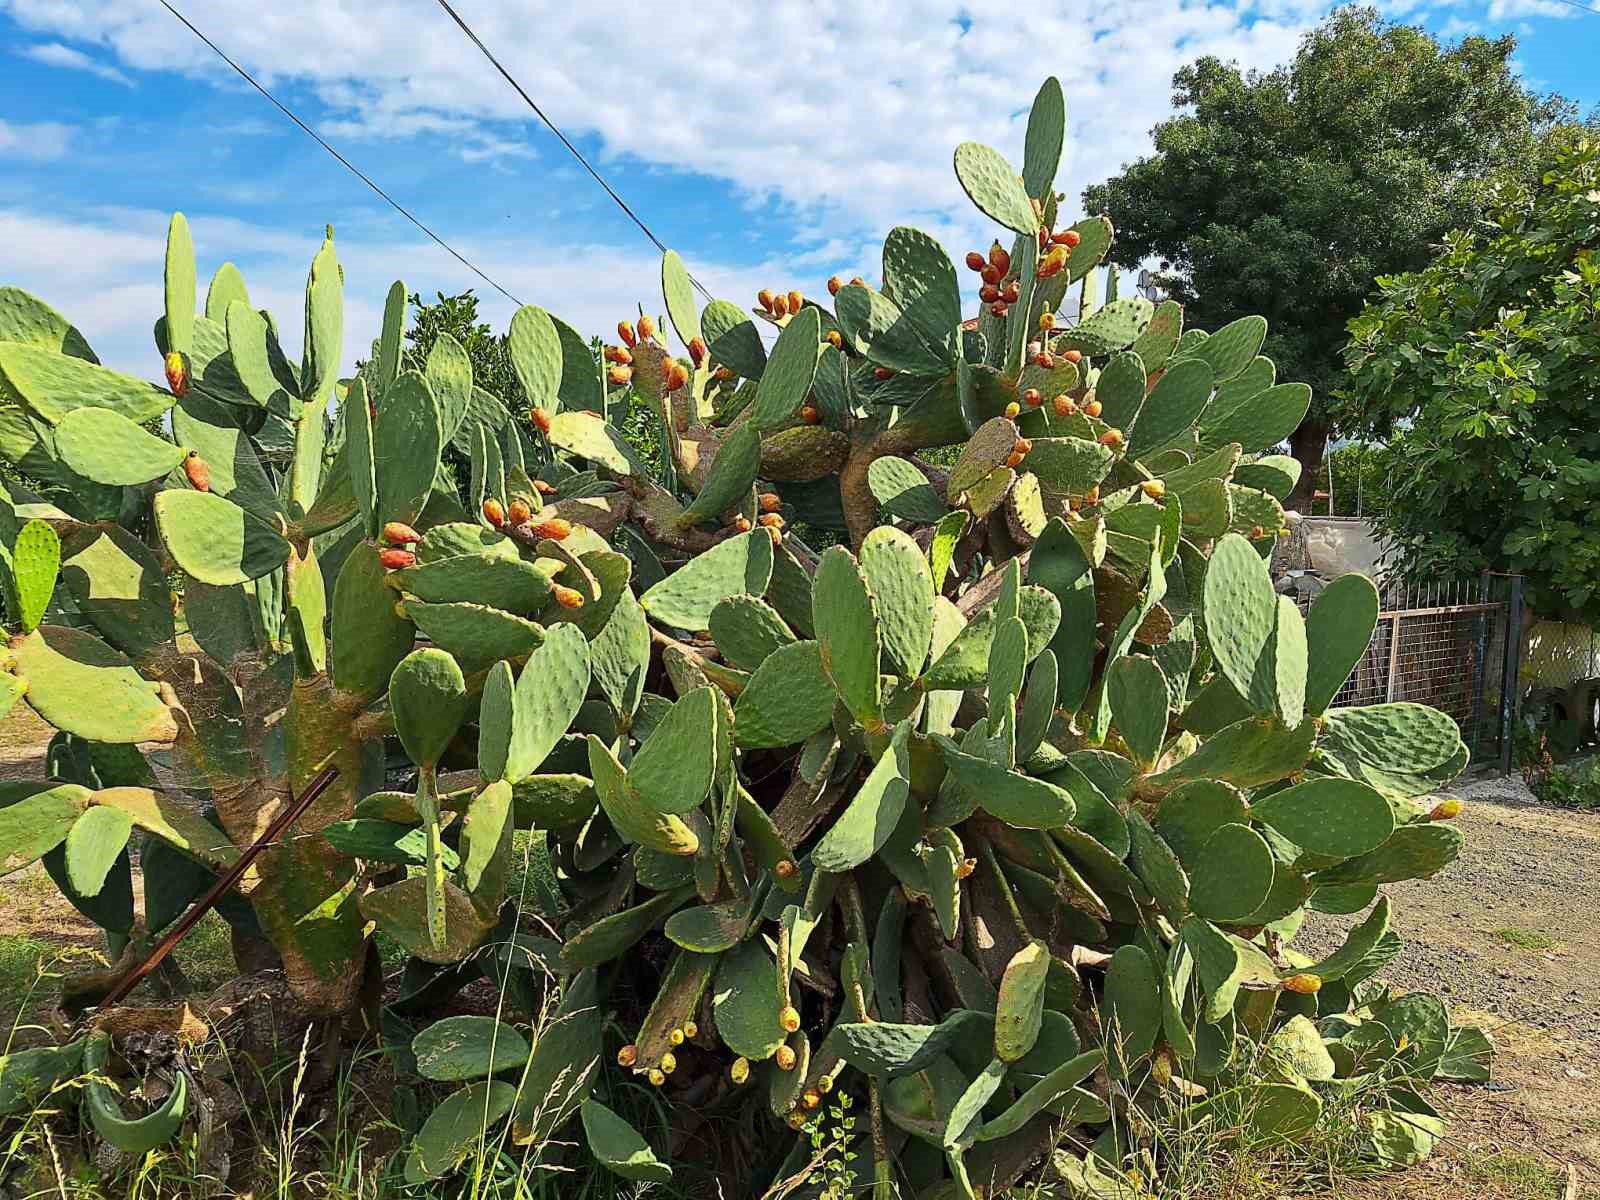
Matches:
[[0, 78, 1484, 1194]]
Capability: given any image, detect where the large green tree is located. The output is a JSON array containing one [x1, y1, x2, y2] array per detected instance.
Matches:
[[1337, 130, 1600, 623], [1082, 6, 1565, 505]]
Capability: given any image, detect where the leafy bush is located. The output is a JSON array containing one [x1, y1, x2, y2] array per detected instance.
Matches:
[[1528, 754, 1600, 811], [0, 77, 1485, 1196]]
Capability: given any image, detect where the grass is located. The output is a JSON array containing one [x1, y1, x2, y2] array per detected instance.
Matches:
[[1461, 1150, 1570, 1199], [1492, 926, 1557, 952]]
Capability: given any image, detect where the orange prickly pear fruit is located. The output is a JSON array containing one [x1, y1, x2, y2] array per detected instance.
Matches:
[[664, 360, 690, 391], [848, 276, 865, 288], [533, 479, 556, 497], [1039, 312, 1056, 331], [1060, 228, 1082, 247], [979, 284, 1000, 304], [617, 1044, 638, 1067], [1098, 429, 1124, 448], [482, 497, 506, 527], [532, 517, 573, 541], [382, 521, 421, 545], [507, 499, 532, 526], [758, 513, 784, 530], [164, 350, 188, 397], [1034, 350, 1054, 369], [1053, 395, 1076, 417], [617, 319, 637, 347], [799, 405, 819, 424], [775, 859, 798, 879], [688, 336, 708, 368], [1039, 227, 1051, 251], [1005, 451, 1024, 468], [981, 264, 1002, 287], [1004, 401, 1021, 419], [1014, 438, 1032, 455], [1250, 524, 1266, 538], [1003, 281, 1021, 304], [1141, 480, 1166, 500], [530, 407, 552, 435], [1429, 797, 1462, 820], [989, 245, 1010, 275], [715, 365, 736, 381], [734, 516, 752, 533], [802, 1089, 821, 1110], [638, 314, 657, 340], [759, 493, 782, 513], [1283, 973, 1322, 995], [604, 344, 632, 364], [607, 364, 632, 386], [874, 366, 894, 380], [1063, 349, 1083, 364], [990, 301, 1009, 317], [765, 524, 782, 546], [965, 251, 985, 271], [771, 293, 790, 317], [183, 450, 210, 492], [1084, 398, 1103, 418], [787, 290, 804, 313], [826, 330, 842, 349], [553, 585, 585, 609], [757, 289, 775, 312], [827, 275, 843, 296], [379, 548, 415, 570], [1023, 388, 1043, 407]]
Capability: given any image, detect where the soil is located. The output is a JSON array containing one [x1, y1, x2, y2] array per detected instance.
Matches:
[[4, 703, 1597, 1198]]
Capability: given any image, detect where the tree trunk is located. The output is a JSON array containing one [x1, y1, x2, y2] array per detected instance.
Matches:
[[1286, 418, 1331, 515]]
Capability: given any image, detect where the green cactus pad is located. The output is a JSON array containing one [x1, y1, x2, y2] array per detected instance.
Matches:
[[54, 408, 185, 486], [0, 784, 88, 876], [664, 896, 751, 953], [680, 424, 759, 527], [372, 279, 407, 394], [994, 940, 1050, 1062], [581, 1098, 673, 1184], [0, 344, 173, 427], [935, 739, 1074, 829], [949, 417, 1019, 497], [660, 249, 702, 347], [172, 393, 282, 520], [1186, 316, 1267, 383], [362, 875, 492, 965], [708, 596, 795, 671], [1316, 702, 1466, 790], [1188, 822, 1275, 922], [1313, 824, 1463, 886], [222, 302, 292, 410], [630, 686, 717, 815], [759, 425, 850, 484], [510, 969, 600, 1143], [563, 885, 694, 968], [1126, 358, 1213, 461], [413, 1015, 530, 1081], [749, 307, 823, 430], [494, 622, 590, 782], [1213, 355, 1275, 406], [394, 551, 553, 615], [1056, 298, 1155, 357], [83, 1030, 188, 1155], [860, 526, 935, 679], [1103, 944, 1162, 1064], [161, 213, 196, 356], [881, 226, 961, 365], [589, 588, 650, 719], [828, 1011, 993, 1079], [390, 649, 469, 768], [546, 410, 639, 475], [732, 640, 835, 748], [507, 774, 595, 832], [1022, 77, 1066, 196], [813, 723, 911, 871], [978, 1049, 1102, 1143], [836, 284, 948, 377], [702, 299, 767, 380], [1130, 300, 1183, 371], [1094, 352, 1147, 430], [1233, 455, 1301, 501], [588, 736, 698, 856], [91, 787, 234, 866], [640, 529, 773, 631], [713, 939, 789, 1061], [945, 1057, 1007, 1150], [1201, 383, 1313, 454], [1295, 894, 1391, 982], [1203, 533, 1279, 714], [813, 545, 883, 725], [402, 601, 543, 669], [868, 457, 946, 523], [987, 615, 1028, 735], [1150, 716, 1317, 792], [9, 518, 58, 634], [1155, 780, 1249, 867], [1181, 916, 1281, 1022], [1026, 519, 1095, 712], [404, 1081, 517, 1183], [371, 371, 444, 526], [0, 287, 97, 359], [1253, 777, 1395, 859], [12, 627, 177, 745], [154, 489, 289, 587], [953, 143, 1038, 235], [1026, 437, 1114, 501], [321, 819, 452, 867], [299, 233, 342, 404], [62, 803, 133, 897], [508, 305, 562, 412], [1304, 575, 1381, 716], [922, 586, 1059, 691], [330, 542, 414, 703], [1107, 655, 1168, 768]]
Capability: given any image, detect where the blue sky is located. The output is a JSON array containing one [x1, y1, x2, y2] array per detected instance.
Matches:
[[1, 0, 1595, 380]]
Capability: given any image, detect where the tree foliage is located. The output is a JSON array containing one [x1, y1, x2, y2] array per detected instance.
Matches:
[[1338, 132, 1600, 622], [1082, 5, 1565, 502]]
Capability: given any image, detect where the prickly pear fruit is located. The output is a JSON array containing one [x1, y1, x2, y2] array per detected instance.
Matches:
[[533, 517, 572, 541], [1003, 281, 1021, 304], [531, 407, 553, 435], [164, 350, 188, 397], [1098, 429, 1123, 448], [554, 585, 585, 609], [1283, 974, 1322, 994], [688, 336, 707, 368], [758, 514, 784, 530], [1063, 349, 1083, 365], [508, 500, 532, 526], [661, 1051, 678, 1075], [874, 367, 894, 380], [1034, 350, 1053, 369], [605, 345, 632, 364], [183, 451, 210, 492], [1004, 402, 1021, 419], [648, 1068, 666, 1086], [980, 284, 1000, 304], [665, 360, 690, 391], [989, 245, 1010, 275], [382, 521, 421, 545], [779, 1005, 801, 1033], [849, 276, 865, 288], [735, 517, 753, 533], [483, 498, 506, 528], [1429, 798, 1462, 821], [618, 1044, 638, 1067], [772, 294, 790, 318], [638, 315, 657, 340], [1037, 247, 1068, 278], [1083, 398, 1102, 418], [1039, 312, 1055, 331], [759, 493, 782, 513], [991, 302, 1009, 318], [1052, 229, 1082, 247], [828, 275, 843, 296], [776, 1045, 798, 1071], [799, 406, 819, 425], [787, 291, 803, 314], [965, 251, 985, 271], [1023, 389, 1042, 408], [670, 1027, 685, 1045], [981, 264, 1002, 287], [1085, 485, 1101, 505], [683, 1021, 698, 1039], [758, 289, 775, 312], [731, 1058, 750, 1084], [1140, 480, 1166, 500], [775, 860, 798, 880], [802, 1089, 820, 1110], [715, 365, 736, 381], [1053, 395, 1075, 417], [380, 548, 415, 570], [608, 364, 633, 386], [618, 319, 637, 347], [765, 525, 782, 546], [534, 479, 556, 497], [1251, 525, 1266, 539], [1005, 451, 1024, 468], [826, 330, 842, 349], [786, 1111, 806, 1129]]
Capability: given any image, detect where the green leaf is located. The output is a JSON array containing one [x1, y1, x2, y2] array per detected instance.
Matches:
[[582, 1099, 673, 1183]]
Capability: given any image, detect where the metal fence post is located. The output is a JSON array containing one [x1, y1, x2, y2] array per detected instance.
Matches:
[[1470, 571, 1491, 759], [1499, 575, 1525, 777]]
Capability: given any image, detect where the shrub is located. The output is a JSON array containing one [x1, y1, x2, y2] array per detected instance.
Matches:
[[0, 77, 1484, 1196]]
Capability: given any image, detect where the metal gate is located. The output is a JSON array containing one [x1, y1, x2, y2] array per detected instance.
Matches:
[[1295, 573, 1523, 774]]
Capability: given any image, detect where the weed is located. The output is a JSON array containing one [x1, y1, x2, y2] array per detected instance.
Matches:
[[1492, 927, 1557, 952]]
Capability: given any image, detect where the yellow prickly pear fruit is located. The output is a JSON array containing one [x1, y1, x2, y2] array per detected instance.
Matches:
[[607, 364, 632, 387], [816, 1074, 834, 1094], [779, 1005, 801, 1033], [802, 1090, 821, 1109], [660, 1051, 677, 1075], [730, 1057, 751, 1084], [648, 1068, 666, 1086], [507, 499, 532, 526], [482, 497, 506, 528], [683, 1020, 698, 1039], [786, 1111, 807, 1129], [164, 350, 188, 397], [1004, 402, 1021, 419], [554, 585, 585, 609], [1283, 973, 1322, 994], [1039, 312, 1055, 331], [617, 1044, 638, 1067], [1430, 798, 1462, 821], [617, 319, 637, 347], [826, 329, 842, 349], [776, 1044, 798, 1070], [1141, 480, 1166, 500]]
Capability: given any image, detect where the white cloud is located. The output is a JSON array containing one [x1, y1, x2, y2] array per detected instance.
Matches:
[[0, 117, 73, 160], [20, 40, 133, 84]]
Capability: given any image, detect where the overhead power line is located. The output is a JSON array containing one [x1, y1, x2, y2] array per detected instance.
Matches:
[[157, 0, 524, 306], [1546, 0, 1600, 14], [431, 0, 716, 303]]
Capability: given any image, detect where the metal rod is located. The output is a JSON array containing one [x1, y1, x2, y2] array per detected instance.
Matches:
[[1500, 577, 1525, 778], [97, 763, 341, 1009]]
